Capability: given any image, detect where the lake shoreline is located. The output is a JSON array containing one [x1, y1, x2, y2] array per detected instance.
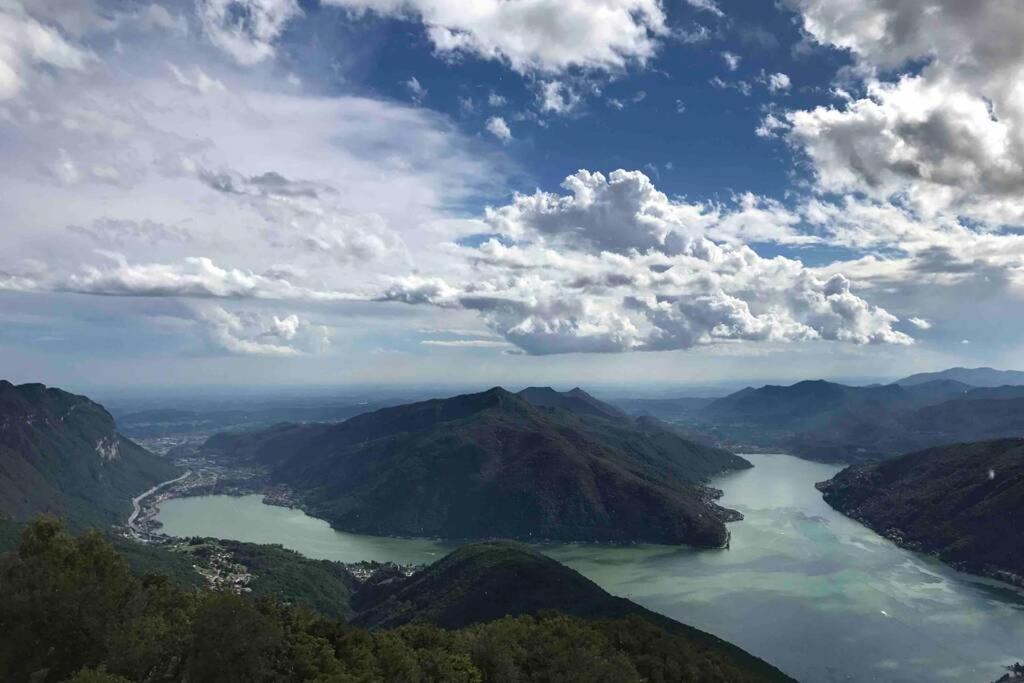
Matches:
[[154, 453, 1024, 683]]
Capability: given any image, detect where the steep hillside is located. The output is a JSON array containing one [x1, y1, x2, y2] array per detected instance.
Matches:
[[817, 439, 1024, 584], [206, 387, 749, 547], [352, 541, 793, 681], [0, 519, 793, 683], [0, 381, 179, 527]]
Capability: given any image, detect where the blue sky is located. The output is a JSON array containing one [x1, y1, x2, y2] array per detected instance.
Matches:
[[2, 0, 1024, 391]]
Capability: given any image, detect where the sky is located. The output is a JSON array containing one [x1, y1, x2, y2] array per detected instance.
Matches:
[[2, 0, 1024, 391]]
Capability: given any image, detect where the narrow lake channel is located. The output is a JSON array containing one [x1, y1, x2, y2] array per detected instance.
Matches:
[[156, 453, 1024, 683]]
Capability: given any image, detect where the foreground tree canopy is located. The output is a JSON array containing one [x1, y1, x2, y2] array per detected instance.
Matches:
[[0, 517, 777, 682]]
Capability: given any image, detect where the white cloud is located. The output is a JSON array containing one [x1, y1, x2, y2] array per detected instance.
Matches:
[[685, 0, 724, 18], [197, 0, 301, 65], [767, 72, 790, 92], [20, 254, 358, 301], [191, 303, 330, 356], [0, 6, 93, 100], [710, 76, 751, 96], [326, 0, 667, 75], [404, 75, 426, 103], [380, 169, 913, 354], [908, 317, 932, 330], [784, 0, 1024, 223], [755, 113, 785, 138], [485, 116, 511, 141], [167, 63, 226, 95], [537, 80, 583, 115], [721, 51, 741, 71], [487, 92, 506, 107]]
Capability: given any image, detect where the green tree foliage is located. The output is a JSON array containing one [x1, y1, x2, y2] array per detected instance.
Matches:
[[0, 518, 786, 682]]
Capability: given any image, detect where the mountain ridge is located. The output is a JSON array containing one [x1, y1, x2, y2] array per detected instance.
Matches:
[[0, 380, 179, 528], [897, 366, 1024, 387], [205, 386, 749, 547]]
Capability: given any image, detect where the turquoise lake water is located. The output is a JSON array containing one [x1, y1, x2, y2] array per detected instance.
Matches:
[[156, 453, 1024, 682]]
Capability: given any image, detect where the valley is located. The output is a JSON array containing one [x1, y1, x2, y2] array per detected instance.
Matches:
[[4, 375, 1024, 682], [153, 453, 1024, 683]]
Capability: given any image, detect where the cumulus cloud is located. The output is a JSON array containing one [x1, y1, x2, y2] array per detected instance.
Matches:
[[326, 0, 667, 74], [721, 51, 740, 71], [380, 169, 913, 354], [191, 303, 330, 356], [783, 0, 1024, 223], [537, 80, 583, 115], [197, 0, 301, 65], [908, 317, 932, 330], [485, 116, 511, 141], [766, 72, 790, 92]]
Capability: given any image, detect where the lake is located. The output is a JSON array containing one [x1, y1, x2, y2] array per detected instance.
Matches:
[[156, 453, 1024, 682]]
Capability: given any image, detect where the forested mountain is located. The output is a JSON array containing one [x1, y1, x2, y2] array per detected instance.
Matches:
[[0, 381, 179, 527], [0, 518, 793, 682], [897, 367, 1024, 387], [817, 439, 1024, 584], [635, 376, 1024, 462], [205, 387, 750, 547], [351, 541, 791, 681]]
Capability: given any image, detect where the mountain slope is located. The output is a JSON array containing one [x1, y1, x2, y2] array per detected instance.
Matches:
[[0, 381, 179, 527], [897, 366, 1024, 387], [1, 518, 793, 683], [206, 387, 749, 547], [817, 439, 1024, 584], [352, 541, 793, 681], [516, 386, 748, 481]]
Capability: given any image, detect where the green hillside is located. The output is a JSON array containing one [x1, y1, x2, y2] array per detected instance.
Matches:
[[0, 381, 179, 528], [206, 387, 749, 547], [818, 438, 1024, 582]]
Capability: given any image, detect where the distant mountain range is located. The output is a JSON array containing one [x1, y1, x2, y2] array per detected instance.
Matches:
[[114, 399, 407, 439], [205, 386, 751, 547], [896, 366, 1024, 387], [612, 368, 1024, 462], [817, 439, 1024, 586], [0, 380, 179, 527]]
